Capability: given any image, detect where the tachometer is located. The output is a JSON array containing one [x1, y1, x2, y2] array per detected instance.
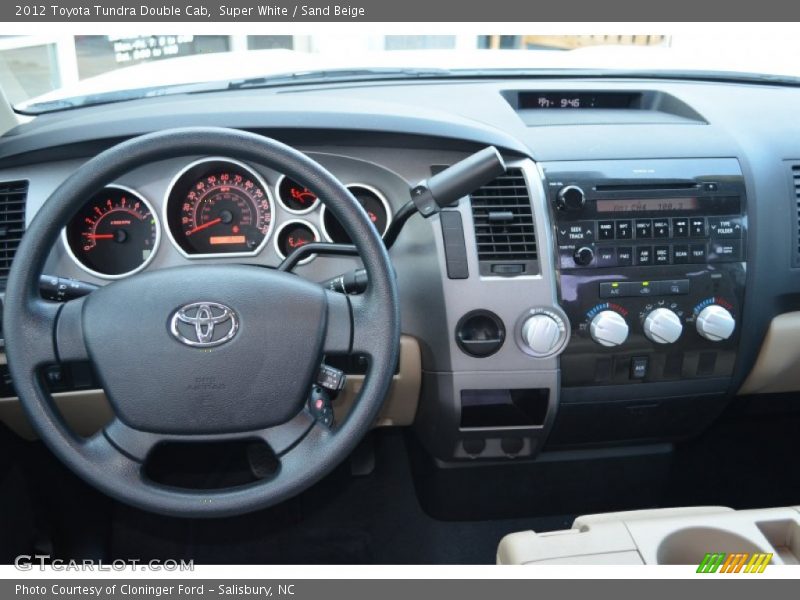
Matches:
[[165, 158, 273, 256], [64, 185, 160, 279]]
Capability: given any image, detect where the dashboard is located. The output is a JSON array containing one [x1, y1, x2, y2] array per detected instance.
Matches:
[[1, 76, 800, 464]]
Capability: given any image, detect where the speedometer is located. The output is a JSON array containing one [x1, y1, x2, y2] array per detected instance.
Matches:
[[165, 158, 274, 256]]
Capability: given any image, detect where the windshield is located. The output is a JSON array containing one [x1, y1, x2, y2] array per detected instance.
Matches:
[[3, 34, 800, 114]]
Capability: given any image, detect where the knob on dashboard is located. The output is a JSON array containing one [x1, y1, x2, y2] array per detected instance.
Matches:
[[590, 310, 629, 347], [643, 308, 683, 344], [696, 305, 736, 341], [556, 185, 586, 211], [573, 246, 594, 266], [522, 313, 564, 356]]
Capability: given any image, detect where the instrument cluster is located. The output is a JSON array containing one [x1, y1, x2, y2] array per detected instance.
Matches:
[[63, 157, 392, 278]]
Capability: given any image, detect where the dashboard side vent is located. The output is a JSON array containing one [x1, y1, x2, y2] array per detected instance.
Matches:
[[793, 164, 800, 268], [470, 168, 538, 276], [0, 180, 28, 288]]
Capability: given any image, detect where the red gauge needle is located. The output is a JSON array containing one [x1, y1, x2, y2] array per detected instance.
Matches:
[[186, 217, 222, 235], [85, 234, 114, 240]]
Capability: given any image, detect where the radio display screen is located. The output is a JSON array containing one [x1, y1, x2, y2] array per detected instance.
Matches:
[[596, 197, 701, 213]]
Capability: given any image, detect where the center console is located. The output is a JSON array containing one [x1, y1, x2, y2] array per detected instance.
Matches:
[[541, 158, 747, 447], [545, 158, 747, 387]]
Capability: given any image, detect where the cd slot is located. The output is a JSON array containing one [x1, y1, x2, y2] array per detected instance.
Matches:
[[594, 182, 700, 192]]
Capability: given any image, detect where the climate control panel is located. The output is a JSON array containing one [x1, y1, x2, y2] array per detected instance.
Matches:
[[542, 157, 747, 387]]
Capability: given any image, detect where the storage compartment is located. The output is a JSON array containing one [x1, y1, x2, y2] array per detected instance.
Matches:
[[756, 520, 800, 565], [460, 388, 549, 429]]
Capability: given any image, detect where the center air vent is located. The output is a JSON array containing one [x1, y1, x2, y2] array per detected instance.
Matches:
[[0, 180, 28, 289], [470, 168, 538, 276], [793, 164, 800, 268]]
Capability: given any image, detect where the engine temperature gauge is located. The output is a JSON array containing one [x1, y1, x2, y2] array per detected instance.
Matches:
[[64, 185, 160, 278], [277, 176, 320, 214]]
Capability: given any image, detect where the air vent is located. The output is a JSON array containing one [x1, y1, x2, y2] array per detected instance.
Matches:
[[0, 180, 28, 288], [470, 168, 538, 276], [793, 165, 800, 267]]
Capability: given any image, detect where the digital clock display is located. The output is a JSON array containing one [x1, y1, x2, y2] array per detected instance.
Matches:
[[596, 197, 701, 213], [521, 92, 639, 110]]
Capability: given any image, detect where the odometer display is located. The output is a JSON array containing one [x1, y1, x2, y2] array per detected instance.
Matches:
[[64, 185, 159, 278], [166, 158, 273, 256]]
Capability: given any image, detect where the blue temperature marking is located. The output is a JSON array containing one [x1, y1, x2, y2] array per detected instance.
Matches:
[[587, 303, 610, 318], [693, 297, 716, 314]]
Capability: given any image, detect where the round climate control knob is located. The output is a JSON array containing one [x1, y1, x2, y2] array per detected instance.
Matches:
[[643, 308, 683, 344], [590, 310, 630, 347], [522, 313, 565, 357], [695, 305, 736, 341], [556, 185, 586, 211]]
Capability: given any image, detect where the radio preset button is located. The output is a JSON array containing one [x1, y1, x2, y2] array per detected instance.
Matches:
[[616, 220, 633, 240], [617, 247, 633, 266], [673, 244, 690, 264], [672, 218, 689, 237], [635, 219, 652, 239], [635, 246, 653, 265], [690, 217, 707, 237], [598, 220, 615, 240], [653, 219, 670, 238]]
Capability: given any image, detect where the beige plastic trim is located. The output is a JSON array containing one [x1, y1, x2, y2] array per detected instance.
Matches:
[[498, 505, 800, 566], [0, 335, 421, 440], [740, 312, 800, 394], [0, 390, 113, 440], [332, 335, 422, 427]]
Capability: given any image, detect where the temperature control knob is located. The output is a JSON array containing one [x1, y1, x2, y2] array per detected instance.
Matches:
[[556, 185, 586, 211], [643, 308, 683, 344], [696, 305, 736, 341], [590, 310, 629, 347], [522, 313, 565, 357]]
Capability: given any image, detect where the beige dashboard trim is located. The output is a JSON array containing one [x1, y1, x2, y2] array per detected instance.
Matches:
[[0, 334, 421, 440], [0, 389, 113, 440], [739, 312, 800, 395], [332, 335, 422, 427]]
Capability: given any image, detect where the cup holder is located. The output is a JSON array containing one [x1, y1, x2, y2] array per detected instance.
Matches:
[[657, 527, 765, 565]]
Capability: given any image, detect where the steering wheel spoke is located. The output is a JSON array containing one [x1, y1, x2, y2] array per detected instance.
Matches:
[[19, 297, 88, 372]]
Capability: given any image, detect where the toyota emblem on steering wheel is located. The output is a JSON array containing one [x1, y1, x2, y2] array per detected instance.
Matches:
[[170, 302, 239, 348]]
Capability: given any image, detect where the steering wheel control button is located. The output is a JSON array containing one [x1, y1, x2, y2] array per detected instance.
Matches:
[[316, 364, 346, 392], [556, 185, 586, 211], [630, 356, 649, 380], [520, 309, 568, 358], [308, 386, 334, 427], [456, 310, 506, 358], [695, 305, 736, 341], [590, 310, 629, 347], [169, 302, 239, 348], [643, 307, 684, 344]]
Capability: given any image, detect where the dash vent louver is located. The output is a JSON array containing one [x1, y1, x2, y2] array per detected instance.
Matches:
[[0, 180, 28, 288], [470, 168, 538, 276], [793, 164, 800, 267]]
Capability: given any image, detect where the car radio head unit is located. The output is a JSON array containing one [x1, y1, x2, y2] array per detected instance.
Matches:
[[542, 158, 747, 388]]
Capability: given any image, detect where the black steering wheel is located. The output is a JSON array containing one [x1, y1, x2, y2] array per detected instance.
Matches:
[[2, 127, 400, 518]]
